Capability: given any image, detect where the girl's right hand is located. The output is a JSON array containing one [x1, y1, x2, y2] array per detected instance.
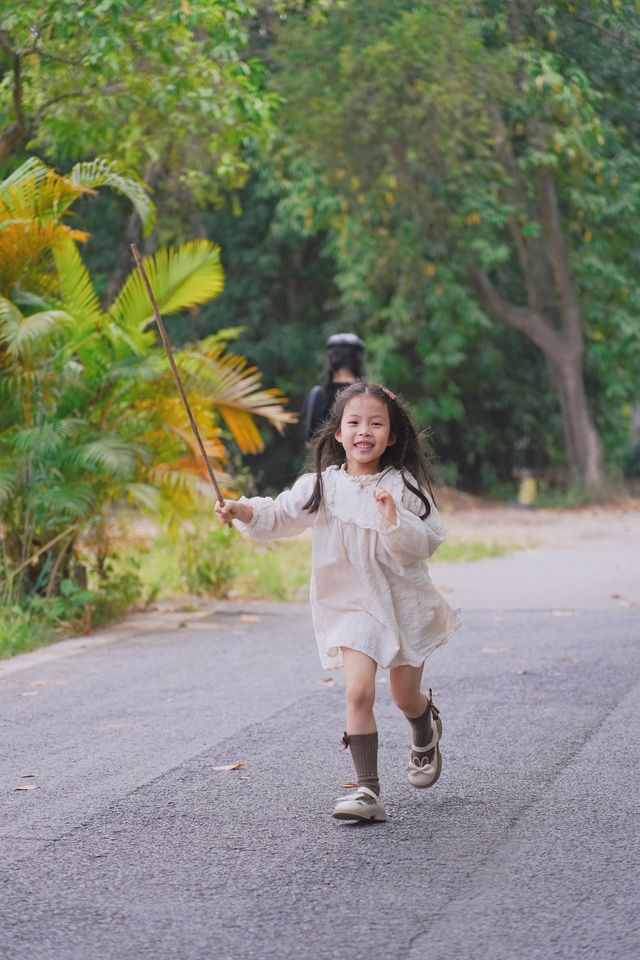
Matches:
[[214, 499, 253, 525]]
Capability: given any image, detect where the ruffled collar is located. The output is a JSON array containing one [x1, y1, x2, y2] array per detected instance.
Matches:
[[339, 463, 389, 487]]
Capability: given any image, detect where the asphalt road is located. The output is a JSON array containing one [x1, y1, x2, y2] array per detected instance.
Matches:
[[1, 529, 639, 960]]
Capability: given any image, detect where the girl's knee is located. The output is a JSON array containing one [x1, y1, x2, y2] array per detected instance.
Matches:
[[390, 689, 413, 713], [345, 680, 375, 714]]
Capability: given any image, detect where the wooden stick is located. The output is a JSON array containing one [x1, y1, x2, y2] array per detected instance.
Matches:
[[130, 243, 226, 508]]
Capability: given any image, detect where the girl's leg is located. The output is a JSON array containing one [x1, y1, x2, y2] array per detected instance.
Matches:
[[390, 663, 442, 788], [389, 663, 427, 720], [340, 647, 380, 797], [342, 647, 377, 733]]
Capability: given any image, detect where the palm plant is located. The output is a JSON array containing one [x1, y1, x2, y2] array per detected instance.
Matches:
[[0, 159, 295, 606]]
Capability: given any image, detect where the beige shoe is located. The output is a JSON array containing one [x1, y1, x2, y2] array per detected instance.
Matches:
[[332, 786, 387, 822], [407, 710, 442, 789]]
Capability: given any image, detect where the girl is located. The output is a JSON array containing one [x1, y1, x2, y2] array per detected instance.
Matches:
[[215, 382, 461, 822]]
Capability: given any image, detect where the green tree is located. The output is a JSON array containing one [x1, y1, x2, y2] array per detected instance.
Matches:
[[270, 0, 640, 488]]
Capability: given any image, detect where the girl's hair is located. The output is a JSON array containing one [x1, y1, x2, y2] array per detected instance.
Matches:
[[324, 342, 365, 385], [303, 381, 435, 518]]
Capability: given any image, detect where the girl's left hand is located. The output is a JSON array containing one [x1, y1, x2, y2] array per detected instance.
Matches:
[[373, 487, 397, 526]]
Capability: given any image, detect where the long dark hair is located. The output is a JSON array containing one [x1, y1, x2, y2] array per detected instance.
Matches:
[[324, 342, 365, 385], [303, 381, 435, 518]]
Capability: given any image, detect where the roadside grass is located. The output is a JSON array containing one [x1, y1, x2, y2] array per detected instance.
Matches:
[[0, 518, 519, 660], [434, 540, 517, 562]]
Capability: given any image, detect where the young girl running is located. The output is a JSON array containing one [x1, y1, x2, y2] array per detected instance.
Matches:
[[214, 381, 461, 822]]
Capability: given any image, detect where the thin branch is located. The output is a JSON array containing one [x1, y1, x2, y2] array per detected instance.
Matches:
[[21, 44, 87, 67], [571, 14, 640, 59], [8, 524, 78, 582]]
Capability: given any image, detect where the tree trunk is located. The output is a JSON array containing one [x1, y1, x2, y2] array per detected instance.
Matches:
[[470, 266, 605, 488], [546, 353, 604, 489]]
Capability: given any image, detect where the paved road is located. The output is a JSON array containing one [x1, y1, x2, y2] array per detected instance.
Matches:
[[1, 530, 639, 960]]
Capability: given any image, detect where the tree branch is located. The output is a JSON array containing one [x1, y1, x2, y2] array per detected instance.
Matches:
[[469, 268, 563, 358], [0, 33, 29, 161], [571, 14, 640, 59], [21, 44, 87, 67]]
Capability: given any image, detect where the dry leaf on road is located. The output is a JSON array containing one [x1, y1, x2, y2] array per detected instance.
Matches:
[[317, 677, 336, 687], [482, 647, 510, 654], [517, 669, 528, 675], [210, 762, 244, 771], [14, 785, 39, 791], [241, 615, 261, 623]]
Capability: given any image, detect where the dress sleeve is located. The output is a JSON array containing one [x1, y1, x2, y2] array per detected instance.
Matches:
[[376, 483, 445, 561], [232, 473, 316, 542]]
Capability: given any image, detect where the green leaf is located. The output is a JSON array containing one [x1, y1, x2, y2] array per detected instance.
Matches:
[[108, 240, 225, 331]]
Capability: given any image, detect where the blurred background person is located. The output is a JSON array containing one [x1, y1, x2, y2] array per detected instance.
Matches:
[[302, 333, 366, 445]]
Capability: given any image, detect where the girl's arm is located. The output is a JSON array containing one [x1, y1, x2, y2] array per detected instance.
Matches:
[[375, 485, 445, 560], [217, 474, 316, 543]]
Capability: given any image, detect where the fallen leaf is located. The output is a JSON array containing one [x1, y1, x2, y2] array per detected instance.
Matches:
[[14, 785, 39, 791], [517, 669, 528, 675], [611, 593, 621, 599], [20, 691, 40, 697], [343, 782, 358, 788], [209, 762, 244, 771], [241, 614, 261, 623], [549, 610, 580, 617], [482, 647, 510, 654], [317, 677, 336, 687], [20, 773, 37, 779], [238, 776, 251, 781]]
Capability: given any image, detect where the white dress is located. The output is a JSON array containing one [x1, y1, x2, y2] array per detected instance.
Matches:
[[233, 464, 461, 670]]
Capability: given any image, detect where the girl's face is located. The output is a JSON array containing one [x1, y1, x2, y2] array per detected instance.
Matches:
[[335, 394, 395, 475]]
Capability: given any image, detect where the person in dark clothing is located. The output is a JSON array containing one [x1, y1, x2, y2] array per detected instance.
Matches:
[[302, 333, 366, 444]]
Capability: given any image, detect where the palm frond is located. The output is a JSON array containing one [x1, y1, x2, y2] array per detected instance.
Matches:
[[122, 482, 162, 511], [43, 481, 98, 519], [0, 465, 20, 505], [70, 437, 141, 477], [0, 169, 91, 224], [0, 157, 48, 191], [175, 347, 296, 452], [108, 240, 225, 331], [53, 239, 105, 335], [69, 159, 156, 235], [0, 301, 72, 358]]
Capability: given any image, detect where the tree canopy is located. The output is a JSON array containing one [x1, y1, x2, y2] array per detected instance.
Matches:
[[268, 0, 640, 488]]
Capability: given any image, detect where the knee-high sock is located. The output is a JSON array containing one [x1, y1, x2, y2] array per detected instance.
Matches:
[[348, 732, 380, 796]]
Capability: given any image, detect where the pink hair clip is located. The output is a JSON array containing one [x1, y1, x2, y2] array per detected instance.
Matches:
[[380, 385, 396, 400]]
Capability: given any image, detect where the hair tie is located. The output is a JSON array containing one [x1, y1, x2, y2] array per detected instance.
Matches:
[[380, 385, 396, 400]]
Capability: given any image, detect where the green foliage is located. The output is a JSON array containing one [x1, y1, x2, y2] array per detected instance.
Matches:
[[180, 525, 236, 596], [0, 157, 294, 624], [268, 0, 640, 487]]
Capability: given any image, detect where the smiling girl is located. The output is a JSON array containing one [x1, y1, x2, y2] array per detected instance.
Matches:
[[215, 382, 461, 822]]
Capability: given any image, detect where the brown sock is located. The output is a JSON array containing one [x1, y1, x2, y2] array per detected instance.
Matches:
[[347, 732, 380, 796], [406, 697, 437, 763]]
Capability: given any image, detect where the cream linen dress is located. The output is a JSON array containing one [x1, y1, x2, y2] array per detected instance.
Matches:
[[233, 464, 461, 670]]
